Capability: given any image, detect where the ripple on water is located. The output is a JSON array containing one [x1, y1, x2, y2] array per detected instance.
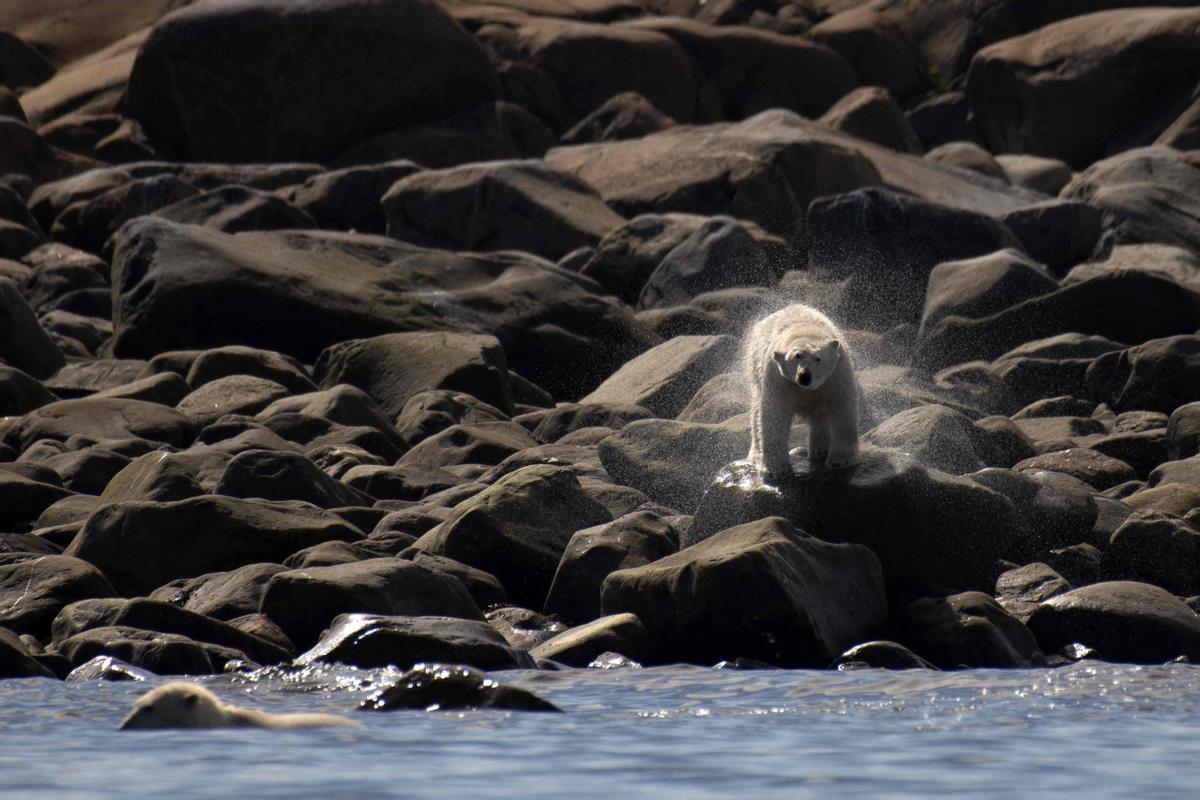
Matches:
[[2, 662, 1199, 798]]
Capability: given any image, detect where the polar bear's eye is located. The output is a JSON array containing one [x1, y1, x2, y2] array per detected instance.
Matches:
[[813, 356, 821, 364]]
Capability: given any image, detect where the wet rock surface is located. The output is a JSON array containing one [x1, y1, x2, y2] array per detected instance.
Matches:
[[359, 663, 560, 712], [0, 0, 1197, 681]]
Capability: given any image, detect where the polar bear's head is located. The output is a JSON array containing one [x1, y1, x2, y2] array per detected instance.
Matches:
[[119, 682, 229, 730], [773, 337, 841, 389]]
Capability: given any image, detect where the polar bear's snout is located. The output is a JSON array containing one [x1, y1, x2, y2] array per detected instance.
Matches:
[[797, 368, 812, 386]]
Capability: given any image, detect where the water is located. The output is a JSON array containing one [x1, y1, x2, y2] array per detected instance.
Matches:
[[3, 662, 1199, 799]]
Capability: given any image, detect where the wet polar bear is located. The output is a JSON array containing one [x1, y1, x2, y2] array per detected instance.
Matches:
[[746, 304, 859, 477], [119, 682, 362, 730]]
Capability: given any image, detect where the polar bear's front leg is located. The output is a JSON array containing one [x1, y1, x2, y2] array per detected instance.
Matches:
[[808, 413, 831, 464], [758, 389, 795, 478], [824, 401, 860, 469]]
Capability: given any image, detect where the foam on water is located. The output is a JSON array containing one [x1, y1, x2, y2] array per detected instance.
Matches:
[[2, 662, 1198, 799]]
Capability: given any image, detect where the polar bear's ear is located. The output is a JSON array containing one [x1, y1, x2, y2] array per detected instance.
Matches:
[[830, 339, 840, 350]]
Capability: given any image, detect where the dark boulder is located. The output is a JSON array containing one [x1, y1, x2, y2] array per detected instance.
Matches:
[[413, 465, 611, 609], [260, 558, 483, 650], [806, 187, 1023, 330], [123, 0, 500, 161], [902, 592, 1042, 668], [50, 598, 289, 666], [529, 613, 649, 666], [66, 496, 361, 596], [294, 613, 532, 670], [599, 419, 749, 512], [315, 332, 514, 419], [545, 511, 679, 624], [1027, 581, 1200, 663], [601, 517, 887, 667], [214, 449, 372, 509], [690, 446, 1018, 593], [359, 663, 559, 712], [1104, 511, 1200, 597], [0, 555, 115, 639]]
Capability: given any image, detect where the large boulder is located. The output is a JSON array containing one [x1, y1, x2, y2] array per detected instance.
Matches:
[[1027, 581, 1200, 662], [967, 8, 1200, 167], [260, 558, 483, 650], [579, 213, 709, 304], [50, 598, 289, 666], [1062, 147, 1200, 254], [213, 449, 372, 508], [0, 470, 75, 530], [817, 86, 923, 154], [636, 216, 794, 309], [108, 219, 654, 398], [0, 365, 58, 416], [690, 446, 1018, 593], [1083, 335, 1200, 414], [902, 592, 1042, 668], [153, 185, 317, 235], [314, 332, 514, 419], [5, 398, 194, 452], [0, 277, 64, 379], [544, 510, 679, 624], [476, 17, 699, 124], [149, 563, 288, 621], [601, 517, 887, 667], [294, 613, 532, 670], [359, 663, 559, 711], [413, 465, 611, 609], [918, 249, 1058, 337], [334, 100, 556, 170], [123, 0, 500, 161], [621, 17, 855, 120], [65, 496, 362, 596], [0, 627, 55, 679], [546, 111, 1038, 248], [806, 187, 1023, 330], [598, 418, 749, 511], [0, 555, 115, 639], [1104, 511, 1200, 596], [381, 160, 624, 261], [917, 271, 1200, 371], [580, 335, 736, 418]]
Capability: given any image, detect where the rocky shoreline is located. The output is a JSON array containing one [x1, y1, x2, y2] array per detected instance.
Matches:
[[1, 0, 1200, 682]]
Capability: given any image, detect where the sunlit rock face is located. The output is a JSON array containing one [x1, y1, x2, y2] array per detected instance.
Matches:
[[688, 445, 1018, 595]]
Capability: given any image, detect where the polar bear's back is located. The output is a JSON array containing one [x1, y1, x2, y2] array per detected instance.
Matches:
[[752, 304, 842, 345]]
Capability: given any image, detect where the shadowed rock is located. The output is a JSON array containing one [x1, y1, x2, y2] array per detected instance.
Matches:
[[602, 516, 887, 667], [124, 0, 500, 162], [359, 663, 559, 712], [295, 613, 532, 671], [690, 446, 1018, 593]]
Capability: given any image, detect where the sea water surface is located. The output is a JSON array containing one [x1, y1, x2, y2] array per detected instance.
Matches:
[[3, 662, 1198, 799]]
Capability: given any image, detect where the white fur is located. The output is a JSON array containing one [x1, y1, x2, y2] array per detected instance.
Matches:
[[118, 681, 362, 730], [745, 304, 860, 476]]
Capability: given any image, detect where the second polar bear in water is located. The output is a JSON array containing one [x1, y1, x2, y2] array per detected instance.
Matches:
[[118, 682, 362, 730], [746, 304, 860, 476]]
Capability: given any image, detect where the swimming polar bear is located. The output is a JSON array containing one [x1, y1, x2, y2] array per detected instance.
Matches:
[[746, 304, 860, 477], [118, 682, 363, 730]]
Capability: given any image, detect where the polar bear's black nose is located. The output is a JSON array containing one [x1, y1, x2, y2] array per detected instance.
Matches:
[[798, 370, 811, 386]]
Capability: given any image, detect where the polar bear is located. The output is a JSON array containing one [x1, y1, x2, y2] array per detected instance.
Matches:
[[746, 304, 859, 477], [118, 682, 363, 730]]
